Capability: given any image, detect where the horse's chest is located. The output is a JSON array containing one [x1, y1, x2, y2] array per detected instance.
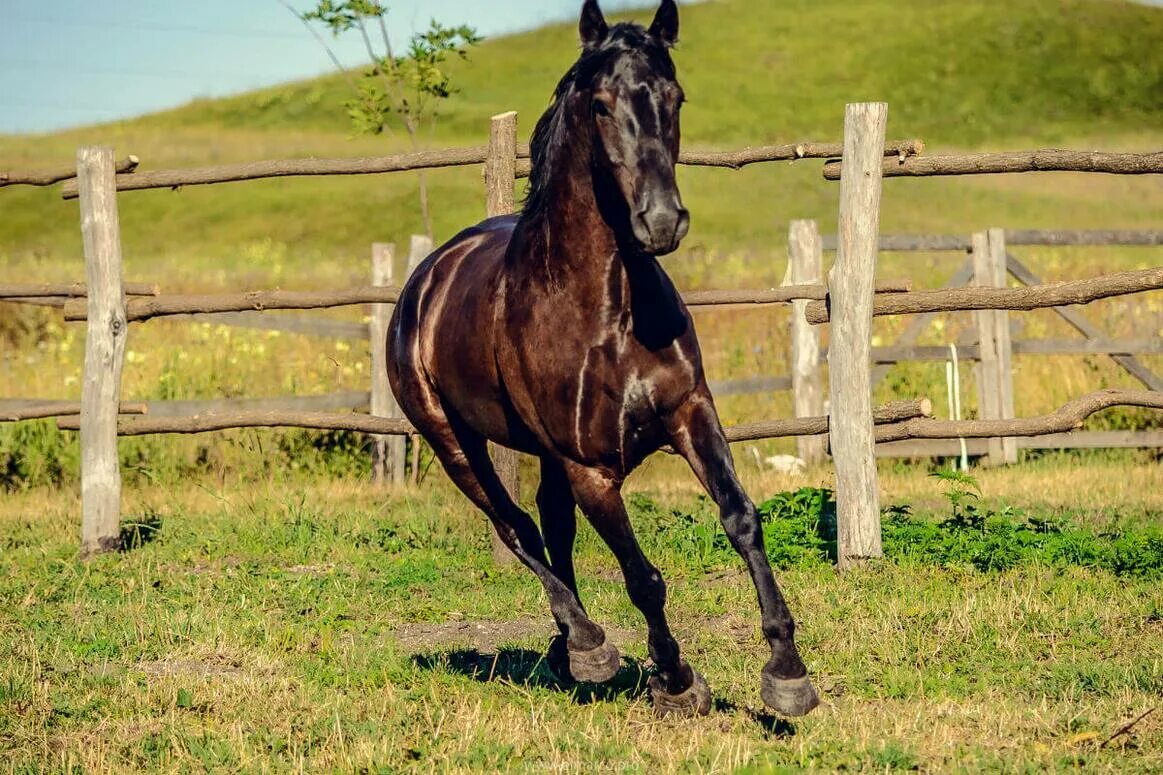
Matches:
[[565, 337, 695, 463]]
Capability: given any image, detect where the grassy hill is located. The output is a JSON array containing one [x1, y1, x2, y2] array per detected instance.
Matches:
[[1, 0, 1161, 288]]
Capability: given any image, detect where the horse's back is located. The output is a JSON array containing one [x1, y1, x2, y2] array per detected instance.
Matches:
[[387, 215, 523, 445]]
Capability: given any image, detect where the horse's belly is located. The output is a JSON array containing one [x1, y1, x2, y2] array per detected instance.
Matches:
[[390, 216, 534, 449]]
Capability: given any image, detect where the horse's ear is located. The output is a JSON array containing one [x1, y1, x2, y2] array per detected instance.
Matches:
[[580, 0, 608, 50], [649, 0, 679, 47]]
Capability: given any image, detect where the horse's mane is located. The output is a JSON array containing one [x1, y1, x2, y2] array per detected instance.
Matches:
[[523, 23, 675, 220]]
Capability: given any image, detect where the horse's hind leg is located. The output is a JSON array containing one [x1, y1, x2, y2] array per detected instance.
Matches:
[[536, 456, 598, 681], [409, 401, 619, 682], [537, 457, 580, 596], [666, 390, 819, 717], [563, 462, 712, 717]]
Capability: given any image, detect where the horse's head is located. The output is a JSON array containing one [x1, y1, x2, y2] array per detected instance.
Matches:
[[577, 0, 689, 256]]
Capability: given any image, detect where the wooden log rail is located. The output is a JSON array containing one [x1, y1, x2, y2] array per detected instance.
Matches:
[[63, 287, 405, 322], [805, 267, 1163, 324], [1, 282, 159, 298], [722, 398, 931, 444], [823, 150, 1163, 180], [62, 280, 916, 323], [56, 411, 414, 436], [857, 339, 1163, 363], [49, 391, 1163, 446], [56, 398, 934, 439], [821, 230, 1163, 252], [58, 139, 925, 199], [683, 279, 910, 307], [873, 389, 1163, 443], [1, 401, 148, 422], [514, 139, 925, 177], [2, 156, 139, 187]]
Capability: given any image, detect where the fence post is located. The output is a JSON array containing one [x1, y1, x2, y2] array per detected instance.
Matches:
[[988, 228, 1017, 464], [369, 242, 406, 485], [788, 219, 826, 466], [485, 111, 521, 566], [971, 231, 1016, 465], [405, 234, 433, 485], [830, 103, 887, 570], [77, 147, 128, 557]]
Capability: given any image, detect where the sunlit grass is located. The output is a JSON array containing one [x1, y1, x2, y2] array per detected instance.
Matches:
[[0, 476, 1159, 772]]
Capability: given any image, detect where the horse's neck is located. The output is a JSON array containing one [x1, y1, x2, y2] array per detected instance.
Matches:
[[516, 149, 625, 301], [514, 172, 687, 349], [511, 114, 687, 346]]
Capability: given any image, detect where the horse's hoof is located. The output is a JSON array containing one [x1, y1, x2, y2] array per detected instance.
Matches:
[[649, 670, 712, 718], [547, 634, 621, 684], [567, 638, 621, 683], [760, 672, 820, 717]]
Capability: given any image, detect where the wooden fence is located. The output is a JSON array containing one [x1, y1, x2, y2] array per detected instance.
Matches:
[[1, 107, 1161, 564]]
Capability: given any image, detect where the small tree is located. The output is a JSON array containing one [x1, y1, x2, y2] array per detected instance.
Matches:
[[284, 0, 481, 238]]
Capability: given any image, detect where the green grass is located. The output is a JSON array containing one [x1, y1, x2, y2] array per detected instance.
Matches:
[[1, 478, 1160, 772]]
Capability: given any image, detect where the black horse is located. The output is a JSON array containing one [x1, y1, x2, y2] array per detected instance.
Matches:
[[388, 0, 817, 717]]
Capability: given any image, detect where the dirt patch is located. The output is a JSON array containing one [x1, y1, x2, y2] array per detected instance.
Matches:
[[135, 654, 250, 679], [157, 556, 244, 576], [391, 619, 638, 653], [283, 563, 337, 576]]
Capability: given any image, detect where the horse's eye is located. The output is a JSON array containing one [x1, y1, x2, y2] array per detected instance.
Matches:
[[592, 100, 611, 118]]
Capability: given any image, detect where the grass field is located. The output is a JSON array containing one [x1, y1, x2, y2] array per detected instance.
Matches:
[[1, 465, 1161, 773]]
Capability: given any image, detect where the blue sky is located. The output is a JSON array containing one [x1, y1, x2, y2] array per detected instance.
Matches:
[[0, 0, 654, 135]]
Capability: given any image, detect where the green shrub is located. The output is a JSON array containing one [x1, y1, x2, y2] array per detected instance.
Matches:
[[630, 479, 1163, 579]]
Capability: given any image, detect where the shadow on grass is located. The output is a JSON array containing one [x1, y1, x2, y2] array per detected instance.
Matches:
[[712, 698, 797, 738], [412, 647, 651, 705], [411, 647, 797, 736], [119, 511, 163, 552]]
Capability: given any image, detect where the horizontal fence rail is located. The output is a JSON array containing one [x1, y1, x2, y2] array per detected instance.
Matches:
[[0, 282, 159, 298], [1, 395, 369, 423], [823, 149, 1163, 179], [1, 156, 139, 187], [62, 281, 916, 323], [163, 311, 370, 340], [682, 280, 910, 307], [57, 410, 413, 436], [60, 146, 512, 199], [872, 389, 1163, 442], [855, 339, 1163, 363], [53, 398, 934, 440], [513, 139, 925, 177], [1, 400, 147, 422], [56, 139, 925, 199], [878, 432, 1163, 457], [721, 398, 931, 444], [805, 267, 1163, 324], [708, 375, 792, 396], [48, 391, 1163, 456], [63, 287, 405, 322], [820, 229, 1163, 252]]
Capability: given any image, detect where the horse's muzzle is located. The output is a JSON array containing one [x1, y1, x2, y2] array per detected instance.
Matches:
[[633, 200, 690, 256]]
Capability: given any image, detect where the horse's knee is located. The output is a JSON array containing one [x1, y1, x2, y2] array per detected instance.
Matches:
[[719, 499, 762, 546], [761, 614, 795, 645], [626, 565, 667, 612]]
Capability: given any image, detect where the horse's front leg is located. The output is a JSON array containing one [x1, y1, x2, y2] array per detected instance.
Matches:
[[666, 389, 819, 717], [563, 461, 712, 717]]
